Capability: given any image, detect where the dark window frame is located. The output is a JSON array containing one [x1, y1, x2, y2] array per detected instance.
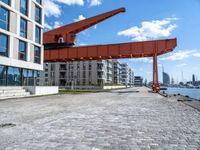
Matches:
[[18, 40, 27, 61], [35, 5, 41, 24], [0, 6, 9, 31], [0, 33, 9, 57], [20, 0, 28, 16], [20, 17, 27, 38], [34, 46, 41, 64], [35, 26, 41, 44]]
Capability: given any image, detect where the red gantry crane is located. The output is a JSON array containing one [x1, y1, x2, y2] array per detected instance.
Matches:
[[43, 7, 177, 92]]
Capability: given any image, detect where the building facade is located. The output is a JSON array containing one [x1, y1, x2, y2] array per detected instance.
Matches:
[[134, 76, 143, 86], [38, 60, 134, 88], [112, 60, 121, 85], [38, 60, 114, 87], [0, 0, 44, 86], [120, 63, 134, 86], [163, 71, 170, 85]]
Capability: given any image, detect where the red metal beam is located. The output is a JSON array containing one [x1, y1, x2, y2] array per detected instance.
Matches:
[[44, 38, 177, 62]]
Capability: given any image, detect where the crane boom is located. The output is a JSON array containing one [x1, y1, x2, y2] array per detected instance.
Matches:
[[43, 7, 126, 47]]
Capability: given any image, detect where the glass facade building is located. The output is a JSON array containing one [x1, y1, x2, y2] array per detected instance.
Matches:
[[0, 0, 44, 86]]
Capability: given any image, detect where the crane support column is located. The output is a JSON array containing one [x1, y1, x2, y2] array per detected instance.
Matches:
[[152, 53, 160, 92]]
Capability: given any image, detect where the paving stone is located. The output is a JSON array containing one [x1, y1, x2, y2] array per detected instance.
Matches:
[[0, 87, 199, 150]]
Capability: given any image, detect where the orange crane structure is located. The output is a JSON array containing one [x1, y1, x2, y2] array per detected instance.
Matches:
[[43, 7, 177, 92]]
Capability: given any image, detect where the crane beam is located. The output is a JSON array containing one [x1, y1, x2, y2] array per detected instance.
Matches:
[[44, 38, 177, 62], [43, 7, 126, 45]]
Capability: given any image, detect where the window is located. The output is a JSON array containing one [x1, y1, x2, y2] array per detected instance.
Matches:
[[36, 0, 41, 4], [0, 65, 7, 86], [0, 6, 9, 30], [1, 0, 10, 5], [35, 5, 41, 24], [19, 40, 26, 61], [0, 33, 8, 57], [34, 46, 41, 64], [35, 26, 41, 44], [20, 17, 27, 38], [20, 0, 28, 16], [7, 67, 22, 86]]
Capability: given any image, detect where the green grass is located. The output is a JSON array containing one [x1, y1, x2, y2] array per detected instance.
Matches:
[[59, 88, 127, 95]]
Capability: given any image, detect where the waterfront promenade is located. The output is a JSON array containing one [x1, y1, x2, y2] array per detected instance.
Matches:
[[0, 87, 199, 150]]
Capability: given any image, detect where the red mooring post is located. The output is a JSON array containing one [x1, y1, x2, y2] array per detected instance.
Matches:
[[152, 53, 160, 92]]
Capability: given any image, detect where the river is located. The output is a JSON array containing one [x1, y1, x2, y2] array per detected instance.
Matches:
[[161, 87, 200, 100]]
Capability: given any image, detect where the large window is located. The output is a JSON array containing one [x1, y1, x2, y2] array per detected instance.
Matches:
[[22, 69, 28, 86], [35, 26, 41, 44], [20, 17, 27, 38], [19, 40, 26, 61], [0, 65, 7, 86], [0, 33, 8, 57], [0, 6, 9, 30], [0, 65, 39, 86], [35, 5, 41, 24], [20, 0, 28, 16], [7, 67, 22, 86], [1, 0, 10, 5], [27, 70, 34, 86], [34, 46, 41, 64]]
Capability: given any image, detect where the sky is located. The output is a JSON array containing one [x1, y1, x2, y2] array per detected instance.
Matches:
[[44, 0, 200, 83]]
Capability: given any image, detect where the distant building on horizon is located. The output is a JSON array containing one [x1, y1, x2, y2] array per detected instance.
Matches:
[[192, 74, 195, 85], [162, 67, 170, 85], [134, 76, 143, 86]]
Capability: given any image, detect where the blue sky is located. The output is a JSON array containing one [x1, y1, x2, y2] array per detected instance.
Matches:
[[44, 0, 200, 83]]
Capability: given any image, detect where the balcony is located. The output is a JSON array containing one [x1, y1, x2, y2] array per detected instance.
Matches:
[[60, 75, 67, 79]]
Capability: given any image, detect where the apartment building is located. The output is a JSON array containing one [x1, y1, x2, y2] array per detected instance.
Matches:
[[120, 63, 134, 86], [38, 60, 114, 87], [134, 76, 143, 86], [112, 60, 121, 85], [0, 0, 44, 86], [38, 60, 134, 88]]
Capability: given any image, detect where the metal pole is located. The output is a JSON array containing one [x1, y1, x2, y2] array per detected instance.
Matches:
[[152, 53, 160, 92]]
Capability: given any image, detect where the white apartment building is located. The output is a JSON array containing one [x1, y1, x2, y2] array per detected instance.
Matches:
[[38, 60, 134, 88], [112, 60, 121, 85], [120, 63, 134, 86], [38, 60, 114, 87], [0, 0, 44, 86]]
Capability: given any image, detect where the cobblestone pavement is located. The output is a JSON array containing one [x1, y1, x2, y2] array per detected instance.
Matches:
[[0, 87, 199, 150]]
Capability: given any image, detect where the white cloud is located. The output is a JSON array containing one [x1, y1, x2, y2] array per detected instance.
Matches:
[[44, 21, 63, 30], [89, 0, 102, 6], [161, 50, 200, 61], [54, 21, 63, 28], [56, 0, 84, 6], [44, 0, 61, 17], [176, 63, 188, 67], [117, 17, 178, 41], [130, 58, 152, 63], [44, 0, 84, 17], [74, 15, 86, 22]]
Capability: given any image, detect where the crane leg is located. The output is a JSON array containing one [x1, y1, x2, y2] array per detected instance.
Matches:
[[152, 53, 160, 92]]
